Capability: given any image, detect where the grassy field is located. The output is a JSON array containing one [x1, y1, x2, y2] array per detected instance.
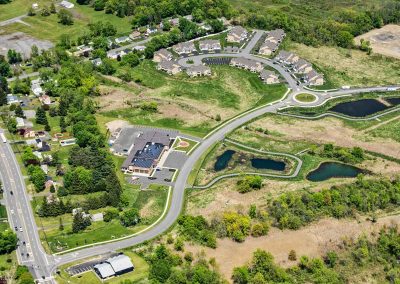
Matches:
[[369, 116, 400, 142], [0, 0, 132, 42], [172, 137, 199, 153], [294, 93, 317, 102], [288, 43, 400, 87], [99, 61, 287, 137]]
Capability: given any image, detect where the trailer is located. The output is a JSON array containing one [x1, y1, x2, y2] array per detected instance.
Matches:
[[0, 133, 6, 143]]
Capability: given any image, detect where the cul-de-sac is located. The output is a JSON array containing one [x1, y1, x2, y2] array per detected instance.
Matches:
[[0, 0, 400, 283]]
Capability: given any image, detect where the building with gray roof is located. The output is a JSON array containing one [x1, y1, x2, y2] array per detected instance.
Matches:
[[94, 263, 115, 279], [173, 41, 196, 55], [186, 65, 212, 77], [230, 57, 263, 73], [94, 254, 134, 279]]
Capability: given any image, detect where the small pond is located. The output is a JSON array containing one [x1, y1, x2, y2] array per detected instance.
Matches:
[[306, 162, 364, 182], [386, 97, 400, 106], [251, 158, 286, 171], [214, 150, 235, 171], [329, 99, 390, 117]]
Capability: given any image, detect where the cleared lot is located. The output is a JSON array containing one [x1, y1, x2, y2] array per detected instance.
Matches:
[[0, 32, 53, 59]]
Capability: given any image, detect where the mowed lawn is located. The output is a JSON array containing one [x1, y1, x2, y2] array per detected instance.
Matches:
[[99, 61, 287, 137], [0, 0, 132, 42]]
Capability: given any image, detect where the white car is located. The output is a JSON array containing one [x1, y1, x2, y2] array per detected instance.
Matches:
[[10, 210, 14, 214], [19, 227, 23, 232]]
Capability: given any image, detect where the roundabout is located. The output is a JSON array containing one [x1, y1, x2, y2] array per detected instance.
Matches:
[[293, 93, 319, 103]]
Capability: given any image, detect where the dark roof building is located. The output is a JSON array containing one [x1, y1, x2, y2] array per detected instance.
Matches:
[[122, 131, 172, 175]]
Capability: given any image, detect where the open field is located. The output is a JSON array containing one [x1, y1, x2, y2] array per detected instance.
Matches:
[[98, 62, 287, 137], [184, 214, 400, 281], [355, 24, 400, 59], [0, 0, 132, 42], [288, 43, 400, 87], [249, 114, 400, 159], [368, 115, 400, 142]]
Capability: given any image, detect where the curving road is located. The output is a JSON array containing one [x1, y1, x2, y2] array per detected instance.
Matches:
[[1, 29, 399, 281]]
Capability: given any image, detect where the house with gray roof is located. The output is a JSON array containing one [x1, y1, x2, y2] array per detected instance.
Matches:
[[115, 36, 131, 44], [259, 70, 279, 84], [230, 57, 263, 73], [304, 70, 324, 86], [293, 59, 313, 74], [153, 49, 173, 62], [259, 40, 279, 56], [173, 42, 196, 55], [265, 29, 286, 43], [94, 254, 134, 280], [157, 60, 182, 75], [186, 65, 212, 77], [121, 131, 173, 175], [199, 40, 221, 52], [275, 51, 299, 65], [227, 26, 248, 43]]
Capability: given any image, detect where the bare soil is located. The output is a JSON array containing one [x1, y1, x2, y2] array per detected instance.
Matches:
[[0, 32, 53, 59], [252, 116, 400, 159], [105, 120, 130, 133], [186, 215, 400, 282], [355, 24, 400, 59]]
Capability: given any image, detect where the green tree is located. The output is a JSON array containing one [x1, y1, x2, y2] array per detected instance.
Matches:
[[14, 104, 25, 118], [6, 117, 17, 133], [0, 56, 11, 77], [120, 208, 140, 227], [50, 2, 56, 13], [58, 9, 74, 25], [0, 230, 18, 254], [27, 165, 46, 192], [72, 211, 91, 233], [35, 107, 48, 125]]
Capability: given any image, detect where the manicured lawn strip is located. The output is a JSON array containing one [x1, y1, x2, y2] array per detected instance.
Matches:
[[295, 93, 317, 102], [173, 137, 198, 153], [0, 205, 7, 219]]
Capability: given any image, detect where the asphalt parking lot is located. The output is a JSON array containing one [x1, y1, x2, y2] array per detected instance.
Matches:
[[202, 57, 232, 65]]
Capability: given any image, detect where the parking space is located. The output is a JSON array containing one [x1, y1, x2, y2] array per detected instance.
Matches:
[[202, 57, 232, 65], [163, 151, 188, 169]]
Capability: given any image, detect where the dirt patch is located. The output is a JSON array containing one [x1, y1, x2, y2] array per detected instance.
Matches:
[[96, 86, 136, 112], [253, 116, 400, 159], [188, 178, 351, 219], [140, 199, 155, 219], [186, 215, 400, 281], [178, 141, 190, 148], [355, 24, 400, 59], [105, 120, 130, 133], [0, 32, 53, 59]]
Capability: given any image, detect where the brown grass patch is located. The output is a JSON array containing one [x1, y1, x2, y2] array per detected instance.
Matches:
[[252, 116, 400, 159], [186, 215, 400, 282]]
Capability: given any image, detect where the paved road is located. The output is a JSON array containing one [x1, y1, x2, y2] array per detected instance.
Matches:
[[1, 28, 400, 281], [0, 14, 28, 27], [0, 133, 55, 283]]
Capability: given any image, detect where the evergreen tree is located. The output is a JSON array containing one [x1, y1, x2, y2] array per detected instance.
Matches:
[[35, 107, 48, 125], [72, 211, 91, 233], [15, 105, 25, 118], [0, 89, 6, 106]]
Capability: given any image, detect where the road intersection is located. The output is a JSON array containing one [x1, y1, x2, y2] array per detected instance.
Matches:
[[1, 30, 399, 282]]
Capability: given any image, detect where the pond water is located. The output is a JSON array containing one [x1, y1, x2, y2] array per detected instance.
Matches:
[[386, 97, 400, 106], [306, 162, 364, 182], [214, 150, 235, 171], [251, 158, 286, 171], [329, 99, 390, 117]]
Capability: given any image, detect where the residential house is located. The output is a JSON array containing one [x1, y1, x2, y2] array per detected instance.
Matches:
[[145, 27, 158, 36], [129, 31, 141, 40], [121, 131, 172, 175], [304, 70, 324, 86], [199, 40, 221, 52], [157, 61, 182, 75], [91, 58, 102, 66], [6, 94, 20, 105], [60, 0, 74, 9], [259, 70, 280, 84], [153, 49, 173, 63], [265, 29, 286, 43], [115, 36, 131, 44], [227, 26, 248, 43], [230, 57, 263, 73], [31, 78, 43, 96], [16, 117, 25, 128], [133, 45, 146, 52], [170, 15, 193, 26], [173, 42, 196, 55], [73, 46, 92, 57], [60, 138, 76, 147], [293, 59, 313, 74], [275, 51, 299, 65], [19, 128, 35, 138], [107, 50, 120, 59], [186, 65, 212, 77], [39, 95, 51, 106], [258, 41, 279, 56]]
